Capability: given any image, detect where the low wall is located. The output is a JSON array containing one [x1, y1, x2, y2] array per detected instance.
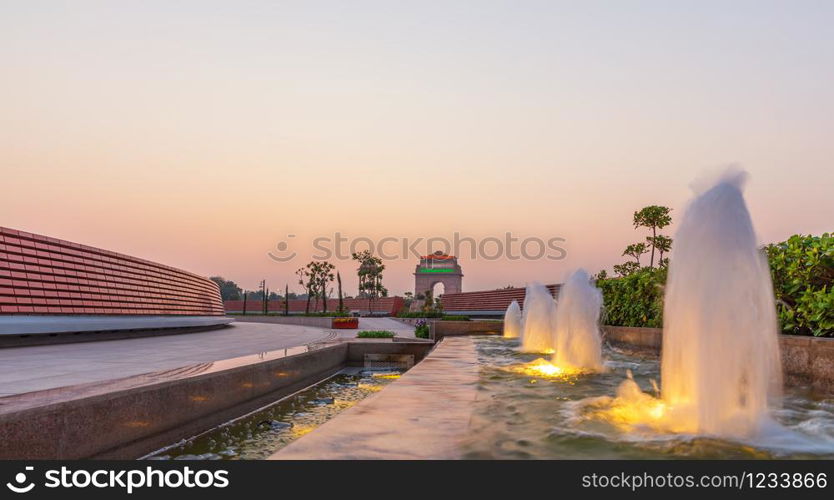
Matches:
[[431, 320, 503, 341], [271, 337, 478, 459], [0, 340, 435, 459], [231, 315, 333, 328], [603, 325, 834, 393], [602, 325, 663, 353]]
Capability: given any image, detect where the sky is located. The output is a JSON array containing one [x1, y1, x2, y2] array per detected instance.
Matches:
[[1, 0, 832, 296]]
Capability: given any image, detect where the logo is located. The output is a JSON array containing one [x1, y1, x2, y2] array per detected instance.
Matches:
[[6, 466, 35, 494]]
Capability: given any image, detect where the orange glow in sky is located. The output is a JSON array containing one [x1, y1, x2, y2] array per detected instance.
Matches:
[[2, 2, 832, 294]]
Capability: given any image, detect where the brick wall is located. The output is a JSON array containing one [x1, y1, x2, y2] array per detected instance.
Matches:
[[0, 226, 224, 316]]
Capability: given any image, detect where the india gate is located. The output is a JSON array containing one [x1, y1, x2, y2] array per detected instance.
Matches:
[[414, 251, 463, 297]]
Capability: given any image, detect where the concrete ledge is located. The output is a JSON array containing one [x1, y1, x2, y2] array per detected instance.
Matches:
[[0, 339, 438, 459], [431, 320, 503, 341], [271, 337, 479, 460], [0, 344, 350, 459], [0, 315, 234, 336], [231, 315, 332, 328], [603, 325, 834, 393], [602, 325, 663, 353]]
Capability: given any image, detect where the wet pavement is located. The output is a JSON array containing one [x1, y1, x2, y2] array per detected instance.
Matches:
[[0, 322, 334, 396]]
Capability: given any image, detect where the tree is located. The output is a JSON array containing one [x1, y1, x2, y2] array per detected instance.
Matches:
[[594, 269, 608, 281], [300, 261, 335, 314], [296, 267, 314, 314], [284, 284, 290, 316], [633, 205, 672, 267], [647, 235, 672, 265], [423, 287, 434, 313], [336, 272, 345, 315], [209, 277, 242, 301], [613, 261, 641, 277], [622, 242, 648, 266], [352, 250, 387, 314]]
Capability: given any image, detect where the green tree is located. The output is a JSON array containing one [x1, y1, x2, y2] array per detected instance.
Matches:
[[622, 242, 648, 266], [352, 250, 387, 314], [296, 267, 314, 314], [284, 284, 290, 316], [613, 261, 641, 278], [336, 271, 345, 315], [209, 276, 242, 301], [647, 235, 673, 266], [302, 261, 335, 313], [633, 205, 672, 267]]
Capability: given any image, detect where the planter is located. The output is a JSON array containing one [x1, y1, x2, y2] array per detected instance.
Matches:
[[331, 317, 359, 329]]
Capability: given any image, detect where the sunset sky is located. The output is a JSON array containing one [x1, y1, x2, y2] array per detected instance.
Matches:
[[2, 1, 832, 295]]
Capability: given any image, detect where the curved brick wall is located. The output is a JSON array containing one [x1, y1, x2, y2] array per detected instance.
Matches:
[[0, 226, 224, 316]]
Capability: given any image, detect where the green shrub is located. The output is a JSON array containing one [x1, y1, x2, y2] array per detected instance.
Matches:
[[597, 233, 833, 337], [441, 315, 470, 321], [597, 267, 666, 328], [356, 330, 395, 338], [397, 311, 443, 318], [766, 233, 834, 337], [414, 320, 430, 339]]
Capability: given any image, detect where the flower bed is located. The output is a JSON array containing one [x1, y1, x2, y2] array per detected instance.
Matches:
[[331, 317, 359, 329]]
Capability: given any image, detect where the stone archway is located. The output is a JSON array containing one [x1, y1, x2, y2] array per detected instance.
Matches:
[[414, 251, 463, 298]]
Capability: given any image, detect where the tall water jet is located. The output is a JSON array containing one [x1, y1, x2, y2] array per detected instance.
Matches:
[[661, 169, 781, 437], [551, 269, 604, 371], [520, 282, 557, 353], [503, 300, 522, 338]]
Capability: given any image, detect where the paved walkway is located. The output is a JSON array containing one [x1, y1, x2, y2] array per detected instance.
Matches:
[[0, 322, 332, 396], [356, 317, 415, 338]]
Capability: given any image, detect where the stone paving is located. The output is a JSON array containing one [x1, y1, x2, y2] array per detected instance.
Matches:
[[0, 322, 335, 396], [271, 337, 478, 459]]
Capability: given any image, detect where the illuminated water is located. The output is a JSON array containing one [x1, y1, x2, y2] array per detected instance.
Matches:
[[464, 336, 834, 459], [503, 300, 522, 339], [658, 169, 782, 437], [520, 282, 556, 353], [551, 269, 603, 372], [145, 370, 399, 460]]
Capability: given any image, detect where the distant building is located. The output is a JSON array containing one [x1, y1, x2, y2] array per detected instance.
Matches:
[[414, 251, 463, 297]]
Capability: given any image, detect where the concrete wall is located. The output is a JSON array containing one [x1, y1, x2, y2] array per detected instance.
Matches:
[[603, 325, 834, 393], [0, 340, 439, 459], [431, 320, 503, 341], [232, 315, 333, 328], [602, 325, 663, 353], [346, 341, 433, 364], [272, 337, 478, 460], [0, 344, 350, 459]]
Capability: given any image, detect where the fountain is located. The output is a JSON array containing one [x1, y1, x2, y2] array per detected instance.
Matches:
[[520, 282, 557, 353], [660, 169, 782, 437], [586, 169, 784, 438], [503, 300, 522, 338], [551, 269, 604, 372]]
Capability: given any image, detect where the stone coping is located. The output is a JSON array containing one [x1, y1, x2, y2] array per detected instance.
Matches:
[[271, 337, 479, 460], [603, 325, 834, 393]]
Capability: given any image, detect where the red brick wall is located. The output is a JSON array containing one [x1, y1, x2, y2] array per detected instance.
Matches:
[[224, 296, 405, 315], [0, 226, 224, 316], [441, 284, 560, 314]]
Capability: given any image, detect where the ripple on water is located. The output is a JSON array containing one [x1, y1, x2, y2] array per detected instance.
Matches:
[[465, 335, 834, 459]]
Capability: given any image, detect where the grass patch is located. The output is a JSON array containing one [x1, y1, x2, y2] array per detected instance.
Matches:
[[356, 330, 395, 338]]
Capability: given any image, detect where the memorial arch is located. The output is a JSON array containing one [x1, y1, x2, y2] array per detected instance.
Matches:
[[414, 251, 463, 298]]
